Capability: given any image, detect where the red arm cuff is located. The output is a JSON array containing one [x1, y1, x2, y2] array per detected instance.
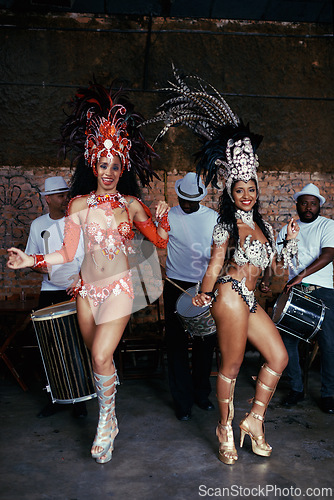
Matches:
[[31, 254, 48, 269], [133, 199, 169, 249], [134, 218, 168, 249]]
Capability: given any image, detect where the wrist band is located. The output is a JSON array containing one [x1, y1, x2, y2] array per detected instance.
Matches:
[[198, 290, 217, 302], [157, 212, 170, 232], [31, 254, 48, 269]]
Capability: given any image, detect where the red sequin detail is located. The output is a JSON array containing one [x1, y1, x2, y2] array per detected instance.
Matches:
[[73, 273, 134, 306], [32, 254, 48, 269]]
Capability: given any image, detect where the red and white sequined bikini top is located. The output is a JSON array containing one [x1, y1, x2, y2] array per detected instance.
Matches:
[[84, 191, 135, 260]]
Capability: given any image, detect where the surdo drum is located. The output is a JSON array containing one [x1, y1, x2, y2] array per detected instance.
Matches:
[[176, 285, 216, 338], [271, 287, 326, 343], [31, 300, 96, 403]]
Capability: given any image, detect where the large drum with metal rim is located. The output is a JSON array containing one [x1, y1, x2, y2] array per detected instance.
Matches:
[[176, 285, 216, 338], [31, 300, 96, 403], [271, 287, 326, 343]]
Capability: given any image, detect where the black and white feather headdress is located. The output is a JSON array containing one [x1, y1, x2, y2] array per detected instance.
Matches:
[[144, 65, 263, 197]]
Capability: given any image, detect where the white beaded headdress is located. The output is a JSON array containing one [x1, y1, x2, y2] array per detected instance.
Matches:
[[215, 137, 260, 199]]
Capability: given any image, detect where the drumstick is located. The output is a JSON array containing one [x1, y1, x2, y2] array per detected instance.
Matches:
[[164, 276, 193, 297], [41, 230, 51, 280]]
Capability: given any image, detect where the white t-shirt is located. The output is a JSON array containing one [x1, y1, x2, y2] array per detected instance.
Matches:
[[277, 215, 334, 289], [166, 204, 218, 283], [25, 214, 84, 292]]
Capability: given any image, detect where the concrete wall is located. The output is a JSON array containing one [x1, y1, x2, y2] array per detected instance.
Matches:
[[0, 11, 332, 298]]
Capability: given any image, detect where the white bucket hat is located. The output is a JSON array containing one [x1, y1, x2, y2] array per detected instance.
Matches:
[[175, 172, 207, 201], [293, 183, 325, 207], [41, 176, 69, 196]]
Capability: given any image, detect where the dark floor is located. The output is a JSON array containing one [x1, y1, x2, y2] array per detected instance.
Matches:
[[0, 350, 333, 500]]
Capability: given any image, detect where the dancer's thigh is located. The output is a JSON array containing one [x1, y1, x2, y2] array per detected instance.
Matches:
[[92, 292, 133, 325], [247, 305, 288, 373], [92, 316, 129, 364], [76, 295, 96, 351], [211, 283, 249, 374], [77, 292, 131, 372]]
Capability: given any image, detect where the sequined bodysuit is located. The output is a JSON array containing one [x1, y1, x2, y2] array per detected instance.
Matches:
[[212, 220, 293, 312], [212, 221, 276, 271]]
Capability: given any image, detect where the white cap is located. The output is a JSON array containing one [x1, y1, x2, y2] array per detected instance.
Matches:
[[293, 183, 325, 207], [175, 172, 207, 201], [41, 176, 69, 196]]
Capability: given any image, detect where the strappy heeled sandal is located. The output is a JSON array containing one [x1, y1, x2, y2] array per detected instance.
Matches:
[[239, 363, 281, 457], [239, 411, 272, 456], [95, 416, 119, 464], [91, 369, 119, 461]]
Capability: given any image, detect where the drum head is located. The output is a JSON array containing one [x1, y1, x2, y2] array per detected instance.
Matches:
[[176, 286, 210, 318], [32, 300, 76, 321]]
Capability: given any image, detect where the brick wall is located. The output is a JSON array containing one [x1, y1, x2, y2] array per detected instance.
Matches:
[[1, 167, 333, 302], [0, 166, 72, 299]]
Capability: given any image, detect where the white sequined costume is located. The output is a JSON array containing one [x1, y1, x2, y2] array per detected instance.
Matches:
[[212, 220, 298, 312]]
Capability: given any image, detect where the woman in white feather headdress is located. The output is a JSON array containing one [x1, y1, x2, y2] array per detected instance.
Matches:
[[145, 66, 299, 465]]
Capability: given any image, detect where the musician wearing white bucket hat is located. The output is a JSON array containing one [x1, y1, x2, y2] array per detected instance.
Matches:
[[26, 176, 84, 306], [163, 172, 218, 421], [277, 183, 334, 413], [26, 175, 85, 418]]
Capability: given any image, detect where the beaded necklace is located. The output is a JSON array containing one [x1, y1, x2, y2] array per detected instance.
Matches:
[[86, 191, 127, 210], [235, 209, 255, 230]]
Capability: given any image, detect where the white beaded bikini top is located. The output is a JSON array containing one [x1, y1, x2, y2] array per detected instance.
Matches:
[[212, 222, 276, 270]]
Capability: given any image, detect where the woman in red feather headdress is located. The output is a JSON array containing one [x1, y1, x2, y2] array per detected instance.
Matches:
[[7, 80, 170, 464]]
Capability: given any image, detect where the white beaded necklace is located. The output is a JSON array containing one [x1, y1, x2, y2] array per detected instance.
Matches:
[[235, 209, 255, 230]]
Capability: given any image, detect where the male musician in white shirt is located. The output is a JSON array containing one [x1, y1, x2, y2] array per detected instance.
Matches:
[[163, 173, 218, 420], [276, 184, 334, 414], [26, 176, 85, 418]]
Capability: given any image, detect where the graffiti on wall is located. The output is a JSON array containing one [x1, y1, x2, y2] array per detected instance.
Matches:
[[0, 174, 43, 248]]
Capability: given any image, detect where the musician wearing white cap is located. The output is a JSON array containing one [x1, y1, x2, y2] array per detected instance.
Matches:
[[163, 172, 218, 421], [25, 176, 85, 417], [276, 183, 334, 413]]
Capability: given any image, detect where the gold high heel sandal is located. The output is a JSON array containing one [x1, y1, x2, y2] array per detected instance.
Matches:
[[239, 412, 272, 457], [216, 373, 238, 465], [239, 363, 281, 457]]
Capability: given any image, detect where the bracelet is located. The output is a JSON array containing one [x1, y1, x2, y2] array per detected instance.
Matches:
[[198, 290, 217, 302], [31, 254, 48, 269], [280, 238, 299, 270], [157, 212, 170, 232]]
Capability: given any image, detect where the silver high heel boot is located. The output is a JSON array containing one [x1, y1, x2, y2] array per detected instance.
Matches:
[[91, 367, 119, 463]]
